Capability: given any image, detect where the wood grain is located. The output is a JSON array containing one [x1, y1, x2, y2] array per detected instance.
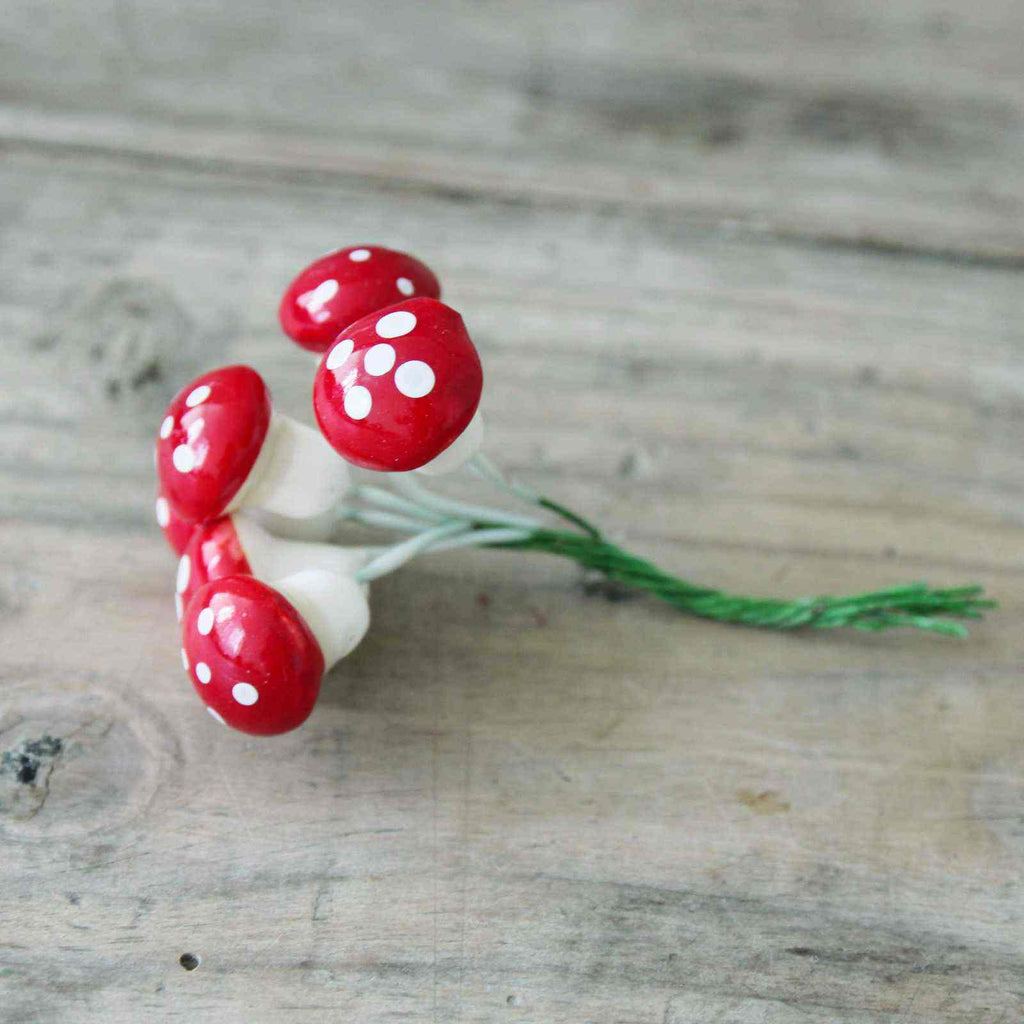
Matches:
[[2, 2, 1024, 1021], [4, 0, 1024, 262]]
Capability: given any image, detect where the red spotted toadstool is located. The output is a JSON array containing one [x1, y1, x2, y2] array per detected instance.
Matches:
[[312, 297, 484, 474], [181, 561, 370, 735], [156, 365, 351, 527], [279, 246, 441, 354]]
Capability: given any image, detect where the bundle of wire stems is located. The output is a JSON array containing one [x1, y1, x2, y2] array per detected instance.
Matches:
[[345, 457, 995, 639]]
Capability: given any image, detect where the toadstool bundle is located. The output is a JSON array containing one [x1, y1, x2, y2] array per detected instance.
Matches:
[[279, 246, 441, 353], [156, 365, 351, 527], [313, 297, 484, 474], [153, 243, 997, 738]]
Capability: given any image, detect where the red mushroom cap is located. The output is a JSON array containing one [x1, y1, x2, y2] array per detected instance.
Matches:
[[175, 516, 252, 621], [156, 366, 271, 523], [181, 575, 325, 736], [313, 297, 483, 472], [279, 246, 441, 353], [156, 488, 195, 556]]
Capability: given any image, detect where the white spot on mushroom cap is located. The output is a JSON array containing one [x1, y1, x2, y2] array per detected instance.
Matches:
[[176, 555, 191, 594], [207, 706, 226, 725], [297, 278, 339, 322], [394, 360, 435, 399], [375, 310, 417, 339], [363, 343, 396, 376], [185, 385, 211, 408], [172, 444, 196, 473], [155, 496, 170, 527], [181, 648, 189, 671], [232, 682, 259, 706], [344, 385, 373, 420], [159, 415, 174, 439], [348, 248, 371, 262], [326, 338, 354, 370], [197, 607, 215, 636], [196, 662, 212, 684], [396, 277, 414, 296], [175, 592, 184, 622]]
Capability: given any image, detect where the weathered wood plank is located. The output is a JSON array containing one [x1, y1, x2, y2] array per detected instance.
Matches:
[[2, 0, 1024, 259], [1, 135, 1023, 1022], [1, 522, 1023, 1023]]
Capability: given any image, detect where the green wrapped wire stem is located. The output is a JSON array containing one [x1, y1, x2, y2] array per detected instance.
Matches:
[[489, 527, 995, 638], [348, 474, 996, 639]]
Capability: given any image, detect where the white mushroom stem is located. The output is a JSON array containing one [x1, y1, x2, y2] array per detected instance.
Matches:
[[228, 411, 352, 522], [233, 514, 381, 581], [230, 516, 374, 670], [250, 506, 341, 543], [275, 569, 370, 669], [417, 409, 484, 477]]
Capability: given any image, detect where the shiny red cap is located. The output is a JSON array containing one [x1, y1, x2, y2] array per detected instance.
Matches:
[[279, 246, 441, 353], [156, 488, 194, 556], [174, 516, 252, 622], [181, 575, 324, 736], [156, 366, 271, 523], [313, 298, 482, 472]]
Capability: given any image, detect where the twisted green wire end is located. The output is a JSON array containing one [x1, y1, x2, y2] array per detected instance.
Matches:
[[489, 528, 996, 638]]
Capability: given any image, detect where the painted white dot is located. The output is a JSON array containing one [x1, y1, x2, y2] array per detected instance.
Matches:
[[176, 555, 191, 593], [207, 706, 226, 726], [185, 385, 211, 408], [155, 496, 170, 527], [172, 444, 196, 473], [348, 248, 371, 262], [196, 662, 212, 684], [232, 682, 259, 706], [180, 648, 189, 671], [375, 310, 417, 338], [394, 360, 435, 399], [363, 343, 396, 376], [326, 338, 354, 370], [344, 385, 373, 420], [174, 592, 184, 622], [197, 607, 215, 636], [298, 278, 339, 308], [159, 415, 174, 439], [396, 276, 415, 296]]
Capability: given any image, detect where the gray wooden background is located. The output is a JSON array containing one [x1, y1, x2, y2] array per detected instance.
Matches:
[[2, 2, 1023, 1021]]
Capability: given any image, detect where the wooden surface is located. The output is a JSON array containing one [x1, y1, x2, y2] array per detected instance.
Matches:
[[1, 2, 1023, 1021]]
